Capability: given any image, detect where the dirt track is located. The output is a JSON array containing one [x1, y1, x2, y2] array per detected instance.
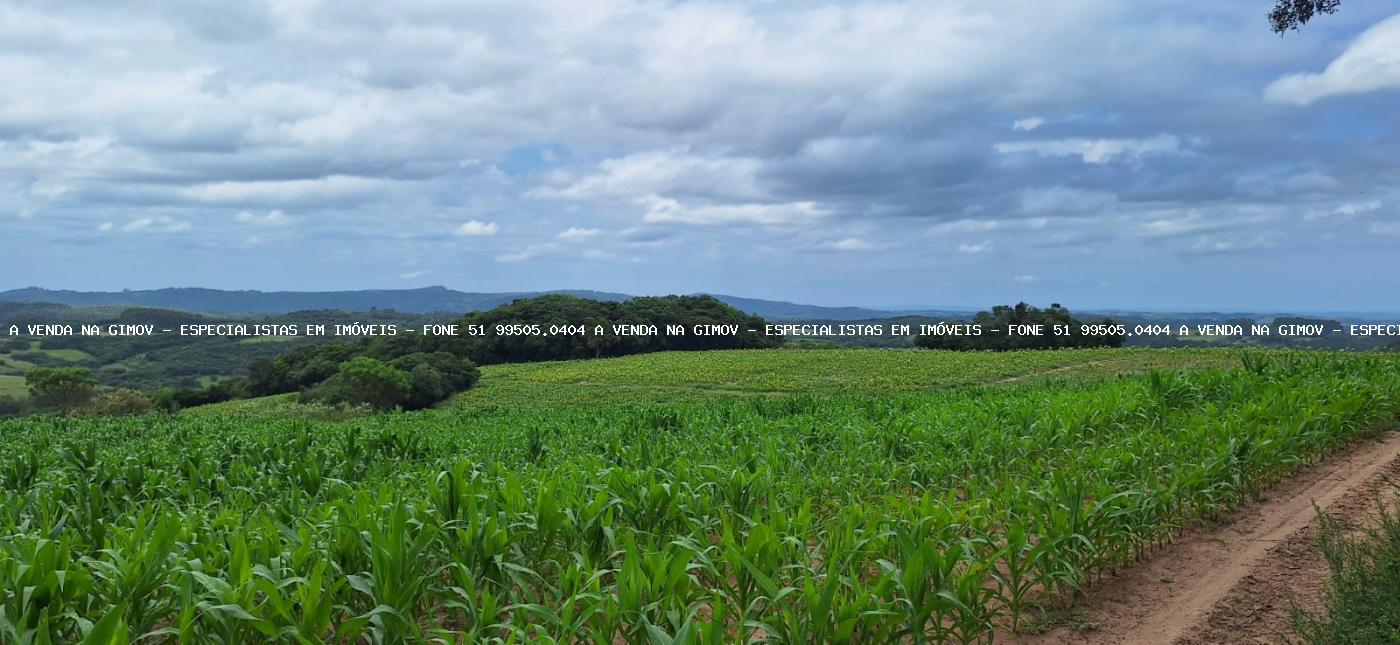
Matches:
[[1016, 429, 1400, 645]]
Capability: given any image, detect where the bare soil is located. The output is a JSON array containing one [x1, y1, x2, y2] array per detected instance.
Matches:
[[1013, 429, 1400, 645]]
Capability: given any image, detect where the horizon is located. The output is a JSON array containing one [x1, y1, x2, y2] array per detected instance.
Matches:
[[3, 2, 1398, 311], [5, 284, 1400, 318]]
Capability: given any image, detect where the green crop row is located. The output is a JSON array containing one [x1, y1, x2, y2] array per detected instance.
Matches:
[[0, 351, 1397, 643]]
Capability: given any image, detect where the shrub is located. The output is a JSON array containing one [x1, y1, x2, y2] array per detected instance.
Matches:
[[307, 356, 411, 411], [1292, 492, 1400, 643], [0, 394, 25, 417], [86, 388, 155, 417], [25, 367, 97, 412], [390, 352, 480, 409]]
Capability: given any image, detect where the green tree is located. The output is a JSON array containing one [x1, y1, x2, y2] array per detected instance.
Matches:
[[333, 357, 411, 411], [25, 367, 97, 411]]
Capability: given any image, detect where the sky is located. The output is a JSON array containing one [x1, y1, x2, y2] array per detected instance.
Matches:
[[2, 1, 1398, 312]]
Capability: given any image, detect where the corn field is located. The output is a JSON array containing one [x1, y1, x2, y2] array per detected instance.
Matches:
[[2, 351, 1398, 643]]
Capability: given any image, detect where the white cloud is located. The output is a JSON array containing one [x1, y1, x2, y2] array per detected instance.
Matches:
[[400, 270, 430, 279], [640, 195, 826, 226], [1012, 274, 1039, 283], [996, 135, 1187, 164], [1186, 235, 1275, 255], [455, 220, 499, 237], [1370, 221, 1400, 235], [814, 237, 880, 252], [181, 176, 391, 206], [1012, 116, 1045, 132], [557, 227, 602, 240], [930, 217, 1050, 235], [1136, 211, 1267, 239], [1265, 14, 1400, 105], [1335, 200, 1382, 217], [123, 216, 191, 233], [957, 241, 993, 254], [235, 209, 292, 226], [531, 150, 764, 203]]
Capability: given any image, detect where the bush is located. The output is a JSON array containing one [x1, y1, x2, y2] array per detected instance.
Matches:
[[0, 395, 25, 417], [390, 352, 480, 409], [305, 357, 411, 411], [25, 367, 97, 412], [151, 378, 248, 412], [1293, 492, 1400, 643], [86, 388, 155, 417]]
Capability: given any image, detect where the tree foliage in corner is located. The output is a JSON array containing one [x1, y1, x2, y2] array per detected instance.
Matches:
[[1270, 0, 1340, 34]]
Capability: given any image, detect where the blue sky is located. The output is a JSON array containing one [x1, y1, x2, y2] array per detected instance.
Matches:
[[2, 1, 1398, 311]]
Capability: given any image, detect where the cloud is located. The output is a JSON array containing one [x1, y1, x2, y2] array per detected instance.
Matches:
[[235, 209, 292, 226], [996, 135, 1187, 164], [557, 227, 601, 240], [640, 196, 826, 226], [1335, 200, 1382, 217], [496, 243, 558, 262], [813, 237, 881, 252], [931, 217, 1050, 235], [1135, 211, 1268, 239], [1265, 14, 1400, 105], [1185, 235, 1275, 255], [180, 176, 392, 207], [1371, 221, 1400, 235], [532, 150, 763, 203], [1012, 116, 1045, 132], [454, 220, 499, 237], [122, 216, 191, 233], [1012, 274, 1039, 283], [1, 2, 1397, 310], [957, 241, 993, 254]]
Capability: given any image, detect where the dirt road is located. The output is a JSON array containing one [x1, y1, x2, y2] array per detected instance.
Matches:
[[1017, 429, 1400, 645]]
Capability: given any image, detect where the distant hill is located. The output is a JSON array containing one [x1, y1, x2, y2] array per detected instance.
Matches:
[[0, 287, 941, 320], [0, 287, 632, 316]]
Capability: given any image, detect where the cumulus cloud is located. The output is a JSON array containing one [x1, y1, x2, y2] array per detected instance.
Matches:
[[557, 227, 602, 240], [1012, 116, 1045, 132], [455, 220, 499, 237], [1335, 200, 1383, 217], [957, 241, 994, 254], [996, 135, 1187, 164], [639, 196, 827, 226], [1135, 211, 1268, 239], [1265, 14, 1400, 105], [813, 238, 881, 252], [1, 2, 1397, 309], [120, 216, 191, 233], [235, 209, 292, 226]]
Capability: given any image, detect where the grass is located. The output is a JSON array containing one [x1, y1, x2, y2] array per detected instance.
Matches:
[[1, 348, 1397, 642], [0, 356, 35, 375], [36, 348, 93, 362], [0, 375, 26, 399]]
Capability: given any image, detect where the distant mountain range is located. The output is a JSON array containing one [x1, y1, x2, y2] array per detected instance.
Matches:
[[0, 287, 957, 321], [4, 287, 1395, 323]]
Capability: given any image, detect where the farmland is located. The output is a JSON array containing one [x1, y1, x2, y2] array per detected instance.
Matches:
[[2, 348, 1399, 642]]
